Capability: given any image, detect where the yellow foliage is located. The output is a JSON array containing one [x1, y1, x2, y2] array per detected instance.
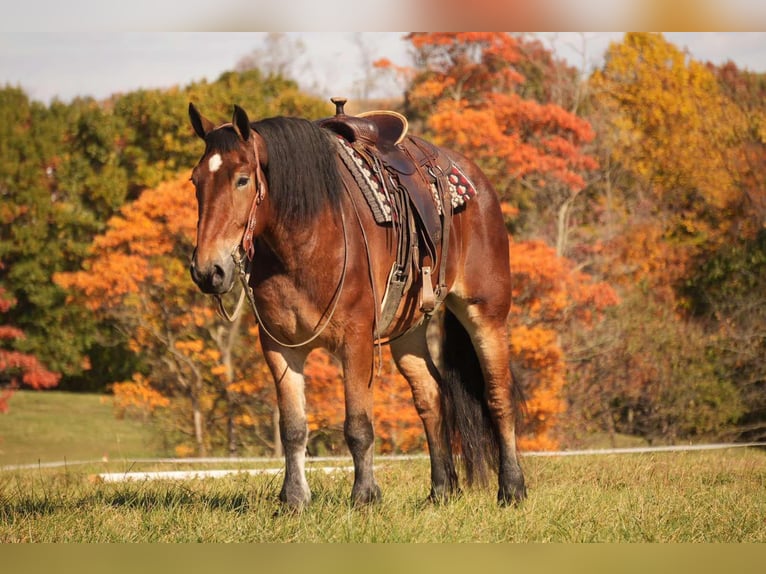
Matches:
[[592, 33, 743, 237], [111, 373, 170, 417]]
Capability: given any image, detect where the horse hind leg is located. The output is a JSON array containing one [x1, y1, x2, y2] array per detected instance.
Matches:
[[442, 303, 527, 505], [390, 321, 459, 502]]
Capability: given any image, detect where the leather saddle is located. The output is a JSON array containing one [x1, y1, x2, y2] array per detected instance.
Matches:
[[317, 97, 454, 325], [320, 97, 408, 150]]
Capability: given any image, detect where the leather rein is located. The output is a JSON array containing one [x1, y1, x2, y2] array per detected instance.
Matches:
[[214, 132, 349, 349]]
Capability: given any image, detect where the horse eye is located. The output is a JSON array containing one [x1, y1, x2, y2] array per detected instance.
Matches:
[[236, 176, 250, 189]]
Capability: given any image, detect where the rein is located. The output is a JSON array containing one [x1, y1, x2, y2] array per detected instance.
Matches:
[[230, 208, 349, 349], [214, 132, 350, 348]]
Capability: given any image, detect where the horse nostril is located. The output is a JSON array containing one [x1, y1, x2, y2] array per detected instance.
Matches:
[[210, 264, 225, 289]]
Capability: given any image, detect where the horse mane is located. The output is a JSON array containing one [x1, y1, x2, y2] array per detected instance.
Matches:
[[253, 117, 343, 225], [204, 117, 343, 226]]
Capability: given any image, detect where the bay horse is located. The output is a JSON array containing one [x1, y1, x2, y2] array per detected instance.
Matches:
[[187, 102, 526, 508]]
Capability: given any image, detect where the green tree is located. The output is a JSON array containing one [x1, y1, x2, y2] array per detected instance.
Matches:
[[0, 70, 332, 394], [0, 277, 60, 412], [0, 88, 105, 379], [563, 290, 743, 445]]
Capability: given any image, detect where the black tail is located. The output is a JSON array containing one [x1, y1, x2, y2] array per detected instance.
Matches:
[[438, 309, 501, 486]]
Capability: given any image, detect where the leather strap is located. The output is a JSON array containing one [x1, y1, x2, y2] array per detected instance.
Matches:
[[241, 135, 266, 260]]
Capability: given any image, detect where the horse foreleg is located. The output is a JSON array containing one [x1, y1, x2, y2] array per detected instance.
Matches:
[[262, 344, 312, 509], [390, 322, 459, 502], [341, 342, 382, 506]]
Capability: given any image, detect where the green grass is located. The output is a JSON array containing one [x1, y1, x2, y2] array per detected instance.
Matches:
[[0, 390, 165, 466], [1, 449, 764, 542], [1, 391, 765, 542]]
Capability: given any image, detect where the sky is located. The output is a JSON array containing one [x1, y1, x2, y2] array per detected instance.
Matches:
[[2, 32, 766, 105]]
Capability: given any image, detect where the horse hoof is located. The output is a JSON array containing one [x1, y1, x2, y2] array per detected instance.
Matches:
[[279, 483, 312, 510], [351, 483, 382, 506], [497, 483, 527, 507], [427, 485, 462, 505]]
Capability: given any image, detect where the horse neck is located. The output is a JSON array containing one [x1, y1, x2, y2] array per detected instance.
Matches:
[[260, 204, 345, 280]]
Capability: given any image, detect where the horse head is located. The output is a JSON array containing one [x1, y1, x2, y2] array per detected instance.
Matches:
[[188, 103, 269, 295]]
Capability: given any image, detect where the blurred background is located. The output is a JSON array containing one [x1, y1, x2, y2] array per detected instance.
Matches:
[[2, 8, 766, 465]]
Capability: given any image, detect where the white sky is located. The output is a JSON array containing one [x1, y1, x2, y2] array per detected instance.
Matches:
[[1, 32, 765, 105]]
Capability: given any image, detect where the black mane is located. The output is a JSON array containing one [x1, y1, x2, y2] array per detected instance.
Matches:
[[205, 117, 343, 225]]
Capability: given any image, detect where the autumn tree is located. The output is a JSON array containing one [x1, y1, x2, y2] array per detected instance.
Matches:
[[0, 278, 60, 412], [709, 61, 766, 239], [0, 88, 110, 382], [508, 238, 618, 450], [682, 61, 766, 442], [382, 32, 597, 250], [303, 347, 424, 455], [54, 176, 275, 456], [588, 33, 745, 296], [563, 33, 755, 444]]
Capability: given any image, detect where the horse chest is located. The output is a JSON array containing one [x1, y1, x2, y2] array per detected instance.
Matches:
[[250, 274, 335, 343]]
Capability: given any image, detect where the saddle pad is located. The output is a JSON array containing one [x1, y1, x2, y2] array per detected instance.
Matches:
[[334, 135, 476, 225]]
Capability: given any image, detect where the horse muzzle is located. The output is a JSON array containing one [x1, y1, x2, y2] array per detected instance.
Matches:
[[189, 248, 236, 295]]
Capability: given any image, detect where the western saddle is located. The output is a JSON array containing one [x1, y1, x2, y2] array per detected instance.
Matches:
[[317, 97, 456, 336]]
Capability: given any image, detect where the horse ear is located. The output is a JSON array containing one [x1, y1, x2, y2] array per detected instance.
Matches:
[[189, 102, 214, 140], [232, 105, 252, 142]]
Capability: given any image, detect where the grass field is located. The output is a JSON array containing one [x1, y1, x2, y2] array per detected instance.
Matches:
[[0, 391, 165, 466], [1, 391, 765, 542]]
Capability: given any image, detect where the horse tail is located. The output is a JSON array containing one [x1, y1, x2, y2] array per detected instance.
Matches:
[[439, 308, 526, 486]]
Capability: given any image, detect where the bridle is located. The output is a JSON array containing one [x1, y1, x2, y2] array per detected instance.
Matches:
[[212, 130, 349, 349]]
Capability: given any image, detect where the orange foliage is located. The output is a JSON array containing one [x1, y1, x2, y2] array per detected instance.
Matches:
[[509, 237, 618, 450], [395, 32, 597, 196], [590, 33, 747, 303], [54, 175, 276, 455], [54, 177, 198, 312], [111, 373, 171, 418], [304, 347, 424, 454]]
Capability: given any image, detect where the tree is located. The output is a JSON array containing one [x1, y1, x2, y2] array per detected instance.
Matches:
[[236, 33, 309, 85], [379, 32, 598, 247], [682, 228, 766, 442], [0, 278, 60, 412], [54, 176, 275, 456], [708, 61, 766, 241], [0, 88, 108, 380], [556, 34, 755, 444], [508, 237, 618, 450], [563, 290, 743, 445], [588, 33, 745, 296]]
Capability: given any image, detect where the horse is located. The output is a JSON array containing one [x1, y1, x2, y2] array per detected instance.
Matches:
[[187, 102, 527, 508]]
